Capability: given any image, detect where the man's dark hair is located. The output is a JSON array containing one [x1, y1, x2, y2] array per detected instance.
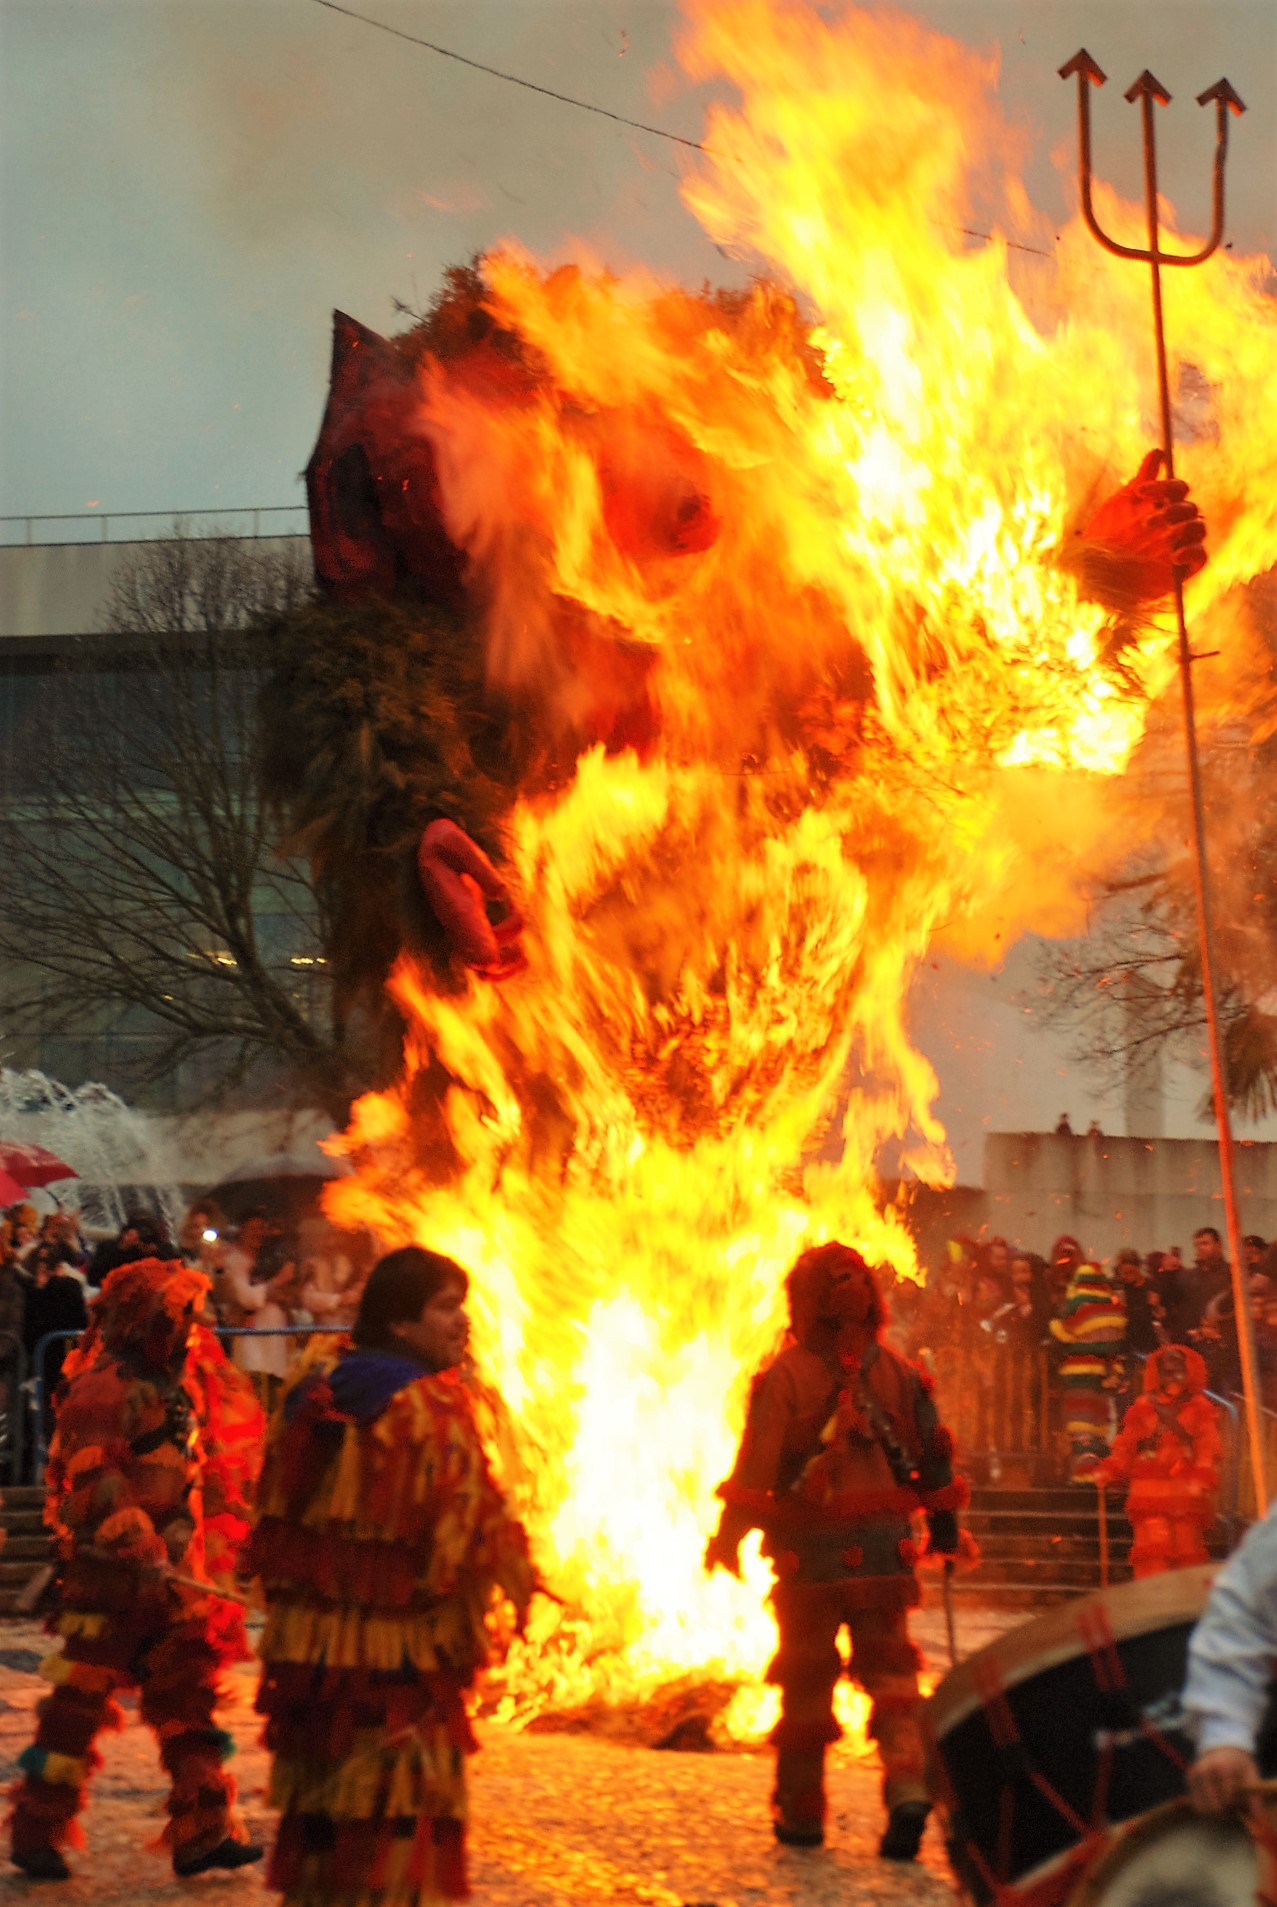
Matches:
[[123, 1209, 169, 1249], [1194, 1226, 1222, 1245], [352, 1246, 468, 1350]]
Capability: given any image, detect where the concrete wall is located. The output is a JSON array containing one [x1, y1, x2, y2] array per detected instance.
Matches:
[[0, 536, 308, 642], [983, 1129, 1277, 1260]]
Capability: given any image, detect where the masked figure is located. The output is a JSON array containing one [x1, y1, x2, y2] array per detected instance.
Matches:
[[1095, 1344, 1221, 1577], [705, 1242, 964, 1862], [8, 1256, 263, 1882]]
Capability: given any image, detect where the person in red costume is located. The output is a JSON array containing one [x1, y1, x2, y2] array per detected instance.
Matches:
[[8, 1257, 264, 1882], [704, 1242, 966, 1863], [1093, 1342, 1222, 1578], [263, 267, 1209, 1061]]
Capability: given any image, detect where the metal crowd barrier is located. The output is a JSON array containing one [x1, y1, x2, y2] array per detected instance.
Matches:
[[1228, 1388, 1277, 1527], [0, 1331, 26, 1485], [939, 1342, 1053, 1470], [31, 1324, 341, 1483]]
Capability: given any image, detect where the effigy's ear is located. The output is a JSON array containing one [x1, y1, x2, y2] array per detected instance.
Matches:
[[305, 312, 408, 599], [326, 311, 393, 402]]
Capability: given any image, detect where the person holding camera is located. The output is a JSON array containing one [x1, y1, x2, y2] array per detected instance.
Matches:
[[219, 1213, 297, 1411]]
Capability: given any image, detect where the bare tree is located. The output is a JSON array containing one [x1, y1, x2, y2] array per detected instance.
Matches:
[[0, 529, 372, 1123], [1037, 573, 1277, 1119]]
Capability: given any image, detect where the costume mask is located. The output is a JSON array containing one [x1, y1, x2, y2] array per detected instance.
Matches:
[[787, 1242, 881, 1359]]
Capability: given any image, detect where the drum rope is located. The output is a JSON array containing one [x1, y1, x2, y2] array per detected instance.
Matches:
[[968, 1653, 1108, 1904], [1077, 1605, 1189, 1775]]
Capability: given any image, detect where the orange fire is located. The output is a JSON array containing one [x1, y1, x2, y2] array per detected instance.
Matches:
[[325, 0, 1277, 1732]]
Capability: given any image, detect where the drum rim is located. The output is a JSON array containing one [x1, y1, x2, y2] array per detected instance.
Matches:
[[1065, 1795, 1259, 1907], [926, 1562, 1217, 1737]]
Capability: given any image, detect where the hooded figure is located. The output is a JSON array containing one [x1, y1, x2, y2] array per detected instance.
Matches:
[[1094, 1344, 1221, 1577], [1049, 1259, 1127, 1482], [8, 1257, 263, 1883], [705, 1241, 964, 1863]]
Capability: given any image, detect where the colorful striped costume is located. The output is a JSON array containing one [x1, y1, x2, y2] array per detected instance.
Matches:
[[250, 1338, 536, 1907], [1050, 1263, 1126, 1481], [8, 1257, 262, 1872]]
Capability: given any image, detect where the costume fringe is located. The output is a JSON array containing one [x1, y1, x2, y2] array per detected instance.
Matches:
[[269, 1811, 468, 1906], [259, 1601, 457, 1676], [257, 1663, 474, 1766]]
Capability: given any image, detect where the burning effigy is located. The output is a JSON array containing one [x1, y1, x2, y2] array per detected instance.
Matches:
[[262, 0, 1276, 1739]]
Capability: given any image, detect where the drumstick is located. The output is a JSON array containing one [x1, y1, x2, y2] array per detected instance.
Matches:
[[942, 1559, 958, 1667], [169, 1570, 251, 1607], [1098, 1483, 1110, 1589]]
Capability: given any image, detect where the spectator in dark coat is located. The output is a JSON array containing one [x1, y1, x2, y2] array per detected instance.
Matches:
[[24, 1245, 89, 1439], [1113, 1248, 1160, 1357], [1164, 1227, 1230, 1345], [86, 1210, 180, 1289]]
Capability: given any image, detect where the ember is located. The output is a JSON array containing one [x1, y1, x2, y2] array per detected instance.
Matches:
[[320, 0, 1277, 1734]]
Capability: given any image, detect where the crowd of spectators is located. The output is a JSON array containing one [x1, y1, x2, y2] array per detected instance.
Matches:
[[879, 1223, 1277, 1481], [0, 1196, 372, 1476], [4, 1192, 1272, 1491]]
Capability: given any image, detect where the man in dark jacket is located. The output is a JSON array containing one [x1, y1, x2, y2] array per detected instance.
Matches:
[[22, 1246, 88, 1442], [705, 1242, 964, 1862], [86, 1212, 179, 1291], [1113, 1248, 1160, 1357]]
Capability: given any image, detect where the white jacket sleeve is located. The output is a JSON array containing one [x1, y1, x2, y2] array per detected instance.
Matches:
[[1184, 1508, 1277, 1755], [221, 1250, 269, 1314]]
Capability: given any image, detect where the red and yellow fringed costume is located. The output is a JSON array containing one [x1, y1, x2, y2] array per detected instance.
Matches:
[[705, 1243, 966, 1859], [250, 1336, 536, 1907], [8, 1256, 263, 1874], [1095, 1344, 1221, 1577]]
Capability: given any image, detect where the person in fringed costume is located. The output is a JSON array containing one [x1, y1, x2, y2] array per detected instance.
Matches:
[[8, 1256, 264, 1881], [1094, 1343, 1222, 1577], [704, 1242, 966, 1862], [1049, 1248, 1127, 1481], [250, 1245, 538, 1907]]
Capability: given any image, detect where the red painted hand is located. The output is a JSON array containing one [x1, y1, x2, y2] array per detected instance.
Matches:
[[417, 819, 527, 980], [1085, 448, 1208, 600]]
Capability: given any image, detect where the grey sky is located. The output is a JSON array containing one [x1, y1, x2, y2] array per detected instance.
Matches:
[[2, 0, 1273, 520]]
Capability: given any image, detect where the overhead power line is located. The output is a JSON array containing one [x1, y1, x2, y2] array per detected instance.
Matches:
[[308, 0, 1055, 260], [309, 0, 708, 151]]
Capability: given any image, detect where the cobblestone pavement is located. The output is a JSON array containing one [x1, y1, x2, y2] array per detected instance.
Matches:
[[0, 1599, 1015, 1903]]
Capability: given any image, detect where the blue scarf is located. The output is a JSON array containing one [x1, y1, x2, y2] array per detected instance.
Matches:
[[283, 1347, 434, 1427]]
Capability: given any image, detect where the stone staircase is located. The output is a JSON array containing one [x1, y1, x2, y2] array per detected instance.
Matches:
[[956, 1484, 1132, 1605], [956, 1483, 1234, 1605], [0, 1488, 53, 1615]]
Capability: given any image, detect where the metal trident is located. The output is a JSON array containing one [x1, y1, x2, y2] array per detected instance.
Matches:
[[1059, 53, 1267, 1511]]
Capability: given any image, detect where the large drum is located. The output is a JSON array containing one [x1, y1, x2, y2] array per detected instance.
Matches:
[[1067, 1796, 1277, 1906], [927, 1566, 1230, 1906]]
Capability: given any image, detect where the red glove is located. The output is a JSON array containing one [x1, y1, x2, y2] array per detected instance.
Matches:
[[1084, 449, 1207, 600], [417, 819, 526, 980]]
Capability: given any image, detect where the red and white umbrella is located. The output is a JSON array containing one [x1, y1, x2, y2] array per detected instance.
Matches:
[[0, 1141, 78, 1189]]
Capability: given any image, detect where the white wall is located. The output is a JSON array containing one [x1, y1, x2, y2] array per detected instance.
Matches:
[[909, 940, 1277, 1188], [982, 1128, 1277, 1261], [0, 535, 308, 642]]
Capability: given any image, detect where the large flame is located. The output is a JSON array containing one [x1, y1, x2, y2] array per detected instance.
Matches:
[[326, 0, 1277, 1728]]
